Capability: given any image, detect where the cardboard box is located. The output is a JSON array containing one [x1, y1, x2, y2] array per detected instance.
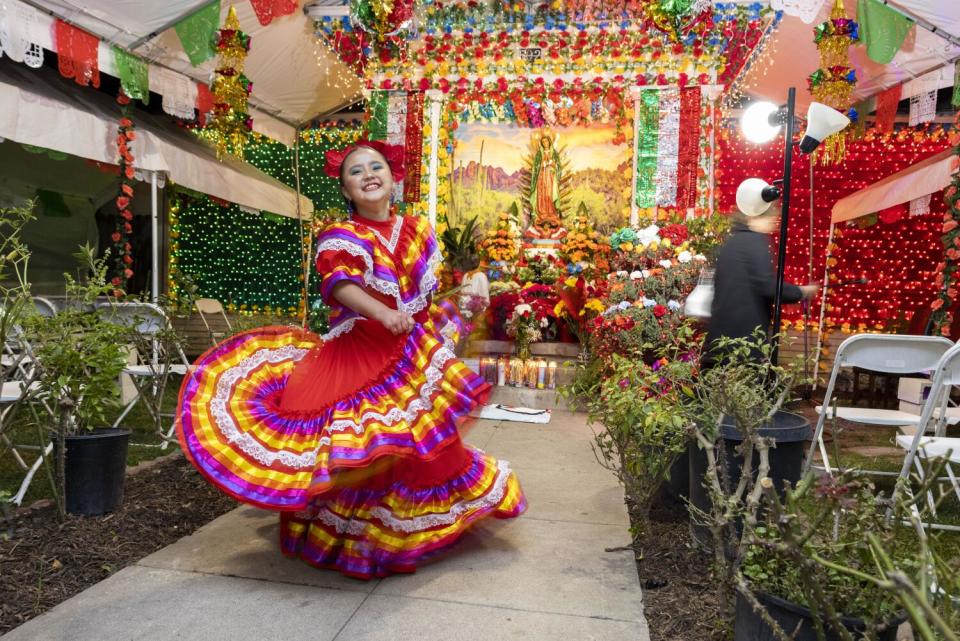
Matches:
[[897, 377, 932, 404]]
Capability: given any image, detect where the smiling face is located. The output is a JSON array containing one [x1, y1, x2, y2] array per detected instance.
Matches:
[[340, 147, 394, 209]]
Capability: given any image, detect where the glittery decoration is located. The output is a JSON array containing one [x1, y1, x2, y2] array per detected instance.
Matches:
[[367, 90, 389, 140], [634, 90, 660, 209], [810, 0, 858, 165], [674, 87, 701, 210], [386, 92, 408, 201], [206, 6, 253, 159], [655, 88, 681, 207], [953, 61, 960, 108], [403, 91, 424, 203]]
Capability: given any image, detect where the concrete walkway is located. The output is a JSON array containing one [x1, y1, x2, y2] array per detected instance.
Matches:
[[2, 412, 649, 641]]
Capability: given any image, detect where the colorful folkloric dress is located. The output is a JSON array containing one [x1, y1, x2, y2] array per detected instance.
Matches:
[[176, 213, 526, 579]]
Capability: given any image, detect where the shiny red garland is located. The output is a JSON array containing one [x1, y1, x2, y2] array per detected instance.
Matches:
[[113, 91, 136, 296]]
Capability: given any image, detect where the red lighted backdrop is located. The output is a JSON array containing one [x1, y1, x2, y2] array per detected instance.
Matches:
[[716, 126, 951, 330]]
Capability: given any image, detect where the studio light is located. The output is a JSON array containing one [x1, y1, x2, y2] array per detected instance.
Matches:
[[740, 101, 781, 144], [735, 178, 781, 217], [799, 102, 851, 154]]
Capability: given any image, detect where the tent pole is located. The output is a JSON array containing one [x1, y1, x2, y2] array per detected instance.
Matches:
[[151, 170, 159, 303], [293, 127, 309, 329], [804, 155, 815, 389], [812, 221, 835, 391]]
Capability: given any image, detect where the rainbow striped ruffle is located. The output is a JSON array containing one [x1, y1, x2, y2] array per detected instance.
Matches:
[[176, 308, 525, 578]]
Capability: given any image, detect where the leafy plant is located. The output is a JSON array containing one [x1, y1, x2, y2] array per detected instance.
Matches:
[[20, 244, 129, 519], [585, 342, 698, 542], [0, 202, 35, 375], [440, 215, 480, 272]]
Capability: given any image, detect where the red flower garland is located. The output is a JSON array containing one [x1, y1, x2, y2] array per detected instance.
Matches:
[[113, 91, 136, 296], [929, 114, 960, 337]]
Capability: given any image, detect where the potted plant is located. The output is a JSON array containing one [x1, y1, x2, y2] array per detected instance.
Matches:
[[21, 244, 131, 519], [736, 472, 921, 641]]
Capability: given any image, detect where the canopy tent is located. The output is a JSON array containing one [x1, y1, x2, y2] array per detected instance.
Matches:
[[743, 0, 960, 111], [831, 148, 958, 223], [0, 60, 313, 219], [5, 0, 362, 140]]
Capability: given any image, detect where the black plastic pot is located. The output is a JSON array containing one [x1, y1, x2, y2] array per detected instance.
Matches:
[[63, 428, 130, 515], [734, 589, 903, 641], [689, 411, 811, 547]]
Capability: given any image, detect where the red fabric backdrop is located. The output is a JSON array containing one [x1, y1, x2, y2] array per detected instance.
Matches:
[[716, 126, 951, 329]]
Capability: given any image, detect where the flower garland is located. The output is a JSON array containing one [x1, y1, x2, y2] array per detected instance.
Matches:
[[112, 91, 136, 296], [929, 113, 960, 337]]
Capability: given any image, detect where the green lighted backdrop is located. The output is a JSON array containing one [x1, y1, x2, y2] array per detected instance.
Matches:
[[170, 125, 362, 316]]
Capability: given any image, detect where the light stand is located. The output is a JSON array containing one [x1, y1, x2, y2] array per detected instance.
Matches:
[[770, 87, 796, 365]]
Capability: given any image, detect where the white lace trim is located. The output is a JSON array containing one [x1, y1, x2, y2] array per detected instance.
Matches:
[[312, 459, 513, 535], [316, 234, 434, 320], [368, 216, 404, 254], [210, 344, 321, 469], [210, 320, 460, 470], [321, 316, 360, 341], [324, 325, 456, 434]]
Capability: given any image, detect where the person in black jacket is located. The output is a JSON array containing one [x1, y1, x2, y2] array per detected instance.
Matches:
[[702, 209, 818, 369]]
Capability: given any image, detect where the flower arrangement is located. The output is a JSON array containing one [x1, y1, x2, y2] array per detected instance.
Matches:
[[458, 293, 489, 336], [559, 214, 602, 265], [479, 211, 520, 263], [516, 253, 563, 285], [506, 302, 547, 359]]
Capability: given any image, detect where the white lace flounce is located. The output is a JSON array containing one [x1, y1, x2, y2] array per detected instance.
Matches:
[[309, 458, 513, 535], [210, 321, 459, 471]]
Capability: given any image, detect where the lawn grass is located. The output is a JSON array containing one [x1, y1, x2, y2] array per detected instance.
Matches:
[[0, 379, 183, 507]]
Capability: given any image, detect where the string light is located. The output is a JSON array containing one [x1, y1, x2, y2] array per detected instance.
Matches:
[[717, 122, 952, 332], [168, 125, 364, 316]]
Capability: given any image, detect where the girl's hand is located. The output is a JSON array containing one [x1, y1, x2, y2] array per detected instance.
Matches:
[[377, 309, 415, 335]]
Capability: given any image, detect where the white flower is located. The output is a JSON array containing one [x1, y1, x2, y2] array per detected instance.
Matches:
[[677, 250, 693, 264], [614, 270, 629, 279], [630, 270, 644, 280], [618, 301, 632, 310], [642, 297, 656, 308], [540, 317, 548, 327], [514, 304, 532, 315], [642, 269, 651, 278], [694, 253, 707, 262], [667, 300, 682, 311], [659, 259, 673, 269], [636, 224, 660, 245]]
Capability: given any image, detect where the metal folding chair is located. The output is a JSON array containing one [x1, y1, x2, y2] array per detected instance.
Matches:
[[803, 333, 955, 477], [96, 302, 191, 447], [194, 298, 232, 347], [893, 342, 960, 531]]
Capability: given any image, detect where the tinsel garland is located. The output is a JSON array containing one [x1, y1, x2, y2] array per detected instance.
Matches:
[[929, 113, 960, 337], [112, 91, 136, 296], [403, 91, 424, 202], [634, 90, 661, 209], [675, 86, 701, 210], [206, 6, 253, 159], [808, 0, 859, 165]]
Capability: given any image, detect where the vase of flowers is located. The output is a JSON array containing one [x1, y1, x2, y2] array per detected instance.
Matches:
[[506, 303, 545, 360]]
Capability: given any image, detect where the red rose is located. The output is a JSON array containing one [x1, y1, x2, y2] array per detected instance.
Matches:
[[111, 232, 122, 243], [124, 269, 134, 279], [653, 304, 668, 318]]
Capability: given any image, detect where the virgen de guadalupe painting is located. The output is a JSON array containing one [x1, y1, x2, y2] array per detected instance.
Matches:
[[450, 123, 633, 238]]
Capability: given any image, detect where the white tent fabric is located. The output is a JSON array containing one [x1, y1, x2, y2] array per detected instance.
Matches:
[[15, 0, 361, 130], [0, 61, 313, 218], [831, 148, 958, 223], [744, 0, 960, 110]]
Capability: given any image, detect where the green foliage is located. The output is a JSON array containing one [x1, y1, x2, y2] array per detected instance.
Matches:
[[684, 213, 731, 261], [585, 349, 697, 539], [440, 216, 481, 272], [0, 201, 35, 356], [21, 245, 128, 434], [742, 475, 913, 622]]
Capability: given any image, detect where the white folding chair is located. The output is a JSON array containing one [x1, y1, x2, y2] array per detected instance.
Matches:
[[892, 342, 960, 531], [194, 298, 232, 347], [803, 334, 956, 477], [96, 302, 191, 447]]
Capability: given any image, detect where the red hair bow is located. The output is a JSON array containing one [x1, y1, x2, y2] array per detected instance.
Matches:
[[324, 139, 405, 182]]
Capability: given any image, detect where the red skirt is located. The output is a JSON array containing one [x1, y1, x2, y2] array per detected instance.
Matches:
[[176, 301, 526, 579]]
